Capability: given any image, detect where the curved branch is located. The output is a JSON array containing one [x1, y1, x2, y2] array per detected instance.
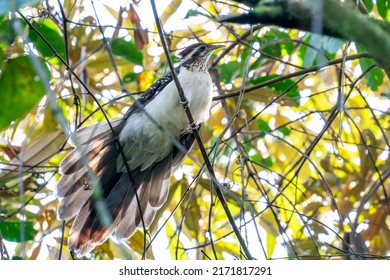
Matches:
[[218, 0, 390, 78]]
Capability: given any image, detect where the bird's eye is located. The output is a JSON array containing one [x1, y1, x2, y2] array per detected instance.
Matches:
[[199, 45, 207, 51]]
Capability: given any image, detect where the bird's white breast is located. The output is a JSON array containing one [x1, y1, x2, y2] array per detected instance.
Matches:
[[117, 67, 213, 171], [144, 67, 213, 133]]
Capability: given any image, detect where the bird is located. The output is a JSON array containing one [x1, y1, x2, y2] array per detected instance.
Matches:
[[56, 42, 223, 257]]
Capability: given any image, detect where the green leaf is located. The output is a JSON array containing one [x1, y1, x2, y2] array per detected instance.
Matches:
[[0, 220, 38, 242], [278, 126, 291, 136], [301, 34, 317, 67], [111, 37, 143, 65], [122, 72, 139, 83], [0, 55, 49, 130], [357, 45, 384, 90], [298, 34, 344, 67], [377, 0, 390, 20], [322, 36, 344, 58], [360, 60, 383, 90], [250, 154, 273, 168], [243, 136, 253, 153], [303, 34, 328, 67], [28, 19, 66, 64], [170, 54, 180, 64], [362, 0, 374, 11], [256, 119, 271, 132], [250, 75, 300, 105], [263, 156, 273, 168], [217, 61, 241, 83], [184, 9, 209, 19], [257, 28, 294, 58], [0, 0, 40, 15], [248, 29, 293, 75]]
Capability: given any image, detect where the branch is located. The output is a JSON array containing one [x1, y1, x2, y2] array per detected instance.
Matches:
[[212, 52, 372, 101], [218, 0, 390, 78]]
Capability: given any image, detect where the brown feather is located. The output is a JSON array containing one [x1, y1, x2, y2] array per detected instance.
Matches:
[[60, 140, 107, 174], [114, 183, 148, 240], [57, 115, 198, 256], [58, 189, 92, 220], [73, 118, 122, 146]]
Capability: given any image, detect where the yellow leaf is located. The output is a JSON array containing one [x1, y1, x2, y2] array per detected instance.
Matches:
[[63, 0, 81, 20], [165, 221, 189, 260], [87, 52, 130, 71], [159, 0, 182, 25], [103, 4, 119, 20], [275, 111, 291, 128], [241, 87, 297, 106], [259, 208, 279, 237], [266, 232, 276, 258], [0, 130, 65, 180], [128, 230, 153, 259]]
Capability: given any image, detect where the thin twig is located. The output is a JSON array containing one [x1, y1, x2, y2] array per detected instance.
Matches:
[[212, 52, 372, 101]]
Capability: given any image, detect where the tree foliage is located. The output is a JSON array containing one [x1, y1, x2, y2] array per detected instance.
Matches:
[[0, 0, 389, 260]]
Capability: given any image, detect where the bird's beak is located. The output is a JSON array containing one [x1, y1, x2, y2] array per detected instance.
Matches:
[[209, 44, 224, 50]]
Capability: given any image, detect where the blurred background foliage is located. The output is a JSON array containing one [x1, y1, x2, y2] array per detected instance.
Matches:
[[0, 0, 389, 260]]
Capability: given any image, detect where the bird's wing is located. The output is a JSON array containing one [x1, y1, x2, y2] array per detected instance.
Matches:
[[116, 66, 183, 172], [59, 66, 180, 175], [124, 66, 180, 118], [116, 125, 175, 172]]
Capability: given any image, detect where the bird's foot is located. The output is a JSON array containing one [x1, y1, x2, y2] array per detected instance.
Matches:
[[189, 122, 200, 132], [179, 99, 189, 109]]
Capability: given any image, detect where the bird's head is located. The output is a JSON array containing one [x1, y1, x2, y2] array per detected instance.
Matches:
[[178, 42, 224, 72]]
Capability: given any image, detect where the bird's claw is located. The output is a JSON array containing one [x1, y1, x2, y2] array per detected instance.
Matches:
[[179, 99, 189, 108], [189, 122, 200, 132]]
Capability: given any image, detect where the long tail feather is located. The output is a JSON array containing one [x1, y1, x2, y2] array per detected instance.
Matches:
[[57, 119, 197, 256]]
